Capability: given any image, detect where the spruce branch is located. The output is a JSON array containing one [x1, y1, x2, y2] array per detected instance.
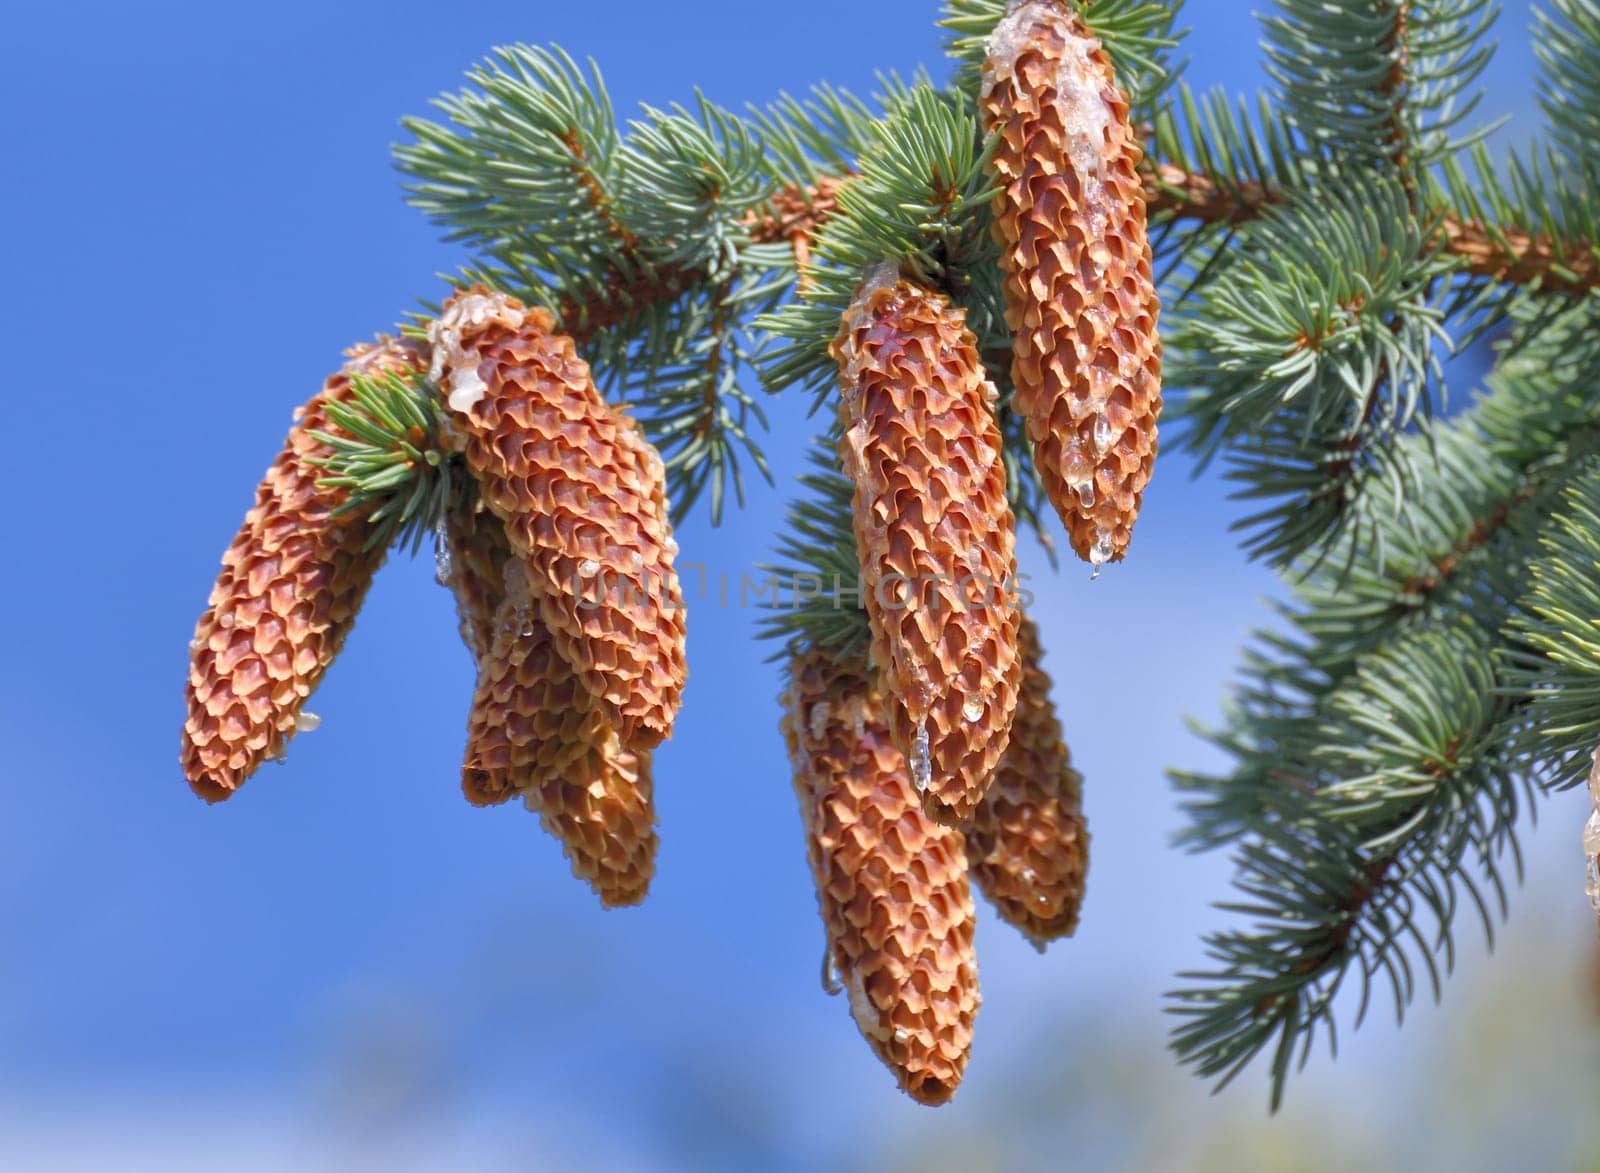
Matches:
[[1536, 0, 1600, 174], [560, 176, 850, 345], [1175, 310, 1600, 842], [1509, 456, 1600, 792], [1438, 214, 1600, 293], [748, 81, 880, 192], [756, 442, 870, 657], [1171, 177, 1453, 567], [308, 369, 457, 555], [397, 45, 628, 259], [1152, 165, 1600, 293], [614, 94, 769, 279], [1171, 298, 1600, 1101], [1262, 0, 1496, 178], [608, 273, 779, 525], [548, 156, 1600, 354], [1170, 625, 1525, 1110]]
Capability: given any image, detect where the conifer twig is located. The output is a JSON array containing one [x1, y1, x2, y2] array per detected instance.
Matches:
[[561, 177, 850, 344], [1439, 217, 1600, 295], [560, 165, 1600, 350]]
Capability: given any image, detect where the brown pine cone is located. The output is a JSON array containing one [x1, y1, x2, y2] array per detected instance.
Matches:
[[522, 729, 656, 909], [462, 586, 657, 907], [982, 0, 1163, 567], [440, 499, 514, 664], [781, 650, 980, 1106], [446, 451, 658, 906], [964, 617, 1088, 947], [428, 287, 687, 748], [181, 335, 427, 802], [831, 269, 1022, 825]]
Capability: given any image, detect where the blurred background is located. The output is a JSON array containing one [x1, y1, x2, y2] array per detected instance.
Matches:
[[2, 1, 1597, 1168]]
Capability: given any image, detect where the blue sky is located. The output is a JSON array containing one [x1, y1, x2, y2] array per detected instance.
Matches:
[[1, 2, 1593, 1169]]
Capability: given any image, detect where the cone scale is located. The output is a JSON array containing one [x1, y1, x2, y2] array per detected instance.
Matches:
[[830, 270, 1023, 825], [781, 651, 981, 1106], [981, 0, 1163, 567]]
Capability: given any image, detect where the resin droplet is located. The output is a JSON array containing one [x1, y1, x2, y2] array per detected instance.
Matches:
[[820, 942, 842, 996], [577, 558, 601, 578], [962, 695, 985, 722], [809, 701, 830, 743], [1089, 529, 1114, 580], [1062, 444, 1092, 484], [295, 711, 322, 734], [433, 521, 453, 587], [910, 720, 932, 795], [1093, 413, 1115, 455], [1075, 479, 1095, 509], [446, 365, 488, 415]]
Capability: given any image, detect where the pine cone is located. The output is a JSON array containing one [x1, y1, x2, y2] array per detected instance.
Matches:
[[781, 650, 980, 1106], [831, 269, 1022, 825], [981, 0, 1163, 567], [428, 288, 687, 748], [522, 730, 656, 909], [964, 617, 1089, 946], [181, 336, 427, 801], [440, 500, 513, 664], [462, 589, 657, 907]]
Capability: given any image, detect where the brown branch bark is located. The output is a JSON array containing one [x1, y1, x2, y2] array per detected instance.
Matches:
[[1148, 166, 1600, 295], [1146, 163, 1282, 224], [1385, 2, 1416, 195], [558, 163, 1600, 348], [1399, 484, 1538, 598], [560, 176, 849, 346], [1438, 218, 1600, 296]]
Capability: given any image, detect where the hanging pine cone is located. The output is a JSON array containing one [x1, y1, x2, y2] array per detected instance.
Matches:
[[462, 574, 657, 907], [831, 268, 1022, 825], [181, 336, 427, 801], [428, 287, 688, 748], [964, 616, 1089, 946], [440, 499, 513, 664], [444, 448, 656, 906], [780, 650, 980, 1106], [522, 730, 656, 909], [981, 0, 1163, 568]]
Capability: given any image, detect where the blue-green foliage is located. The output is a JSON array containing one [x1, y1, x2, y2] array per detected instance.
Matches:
[[376, 0, 1600, 1109]]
